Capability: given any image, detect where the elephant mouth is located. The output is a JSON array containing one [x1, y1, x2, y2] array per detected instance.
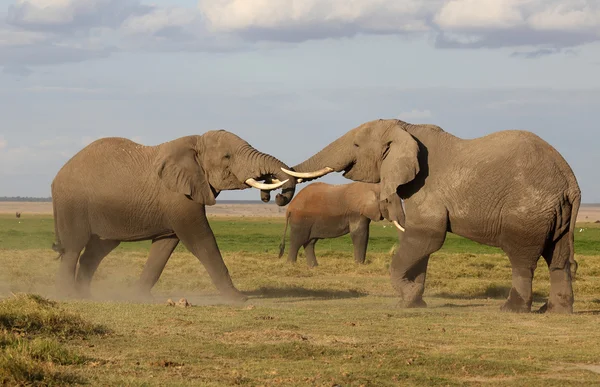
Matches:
[[342, 162, 355, 177], [210, 185, 220, 199]]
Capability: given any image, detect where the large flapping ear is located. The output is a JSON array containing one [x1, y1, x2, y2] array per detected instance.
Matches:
[[359, 189, 383, 222], [154, 137, 216, 206], [380, 128, 420, 201]]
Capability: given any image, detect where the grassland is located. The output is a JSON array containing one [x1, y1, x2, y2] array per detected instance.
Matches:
[[1, 214, 600, 386]]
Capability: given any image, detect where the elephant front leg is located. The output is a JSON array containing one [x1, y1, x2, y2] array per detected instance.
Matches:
[[135, 235, 180, 301], [173, 211, 247, 303], [390, 226, 446, 308], [350, 218, 370, 264]]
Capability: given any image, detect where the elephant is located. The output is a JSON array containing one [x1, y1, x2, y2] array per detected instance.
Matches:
[[278, 181, 405, 267], [51, 130, 297, 302], [282, 119, 581, 314]]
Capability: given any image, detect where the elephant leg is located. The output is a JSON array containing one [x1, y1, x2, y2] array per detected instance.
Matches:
[[56, 250, 83, 298], [500, 265, 536, 313], [136, 235, 180, 299], [390, 217, 447, 308], [304, 239, 318, 268], [287, 225, 306, 264], [540, 235, 574, 314], [75, 236, 120, 298], [350, 217, 370, 264], [172, 208, 246, 302]]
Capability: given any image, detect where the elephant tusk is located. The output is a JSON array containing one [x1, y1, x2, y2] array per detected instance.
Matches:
[[245, 178, 289, 190], [297, 178, 304, 183], [280, 167, 334, 179], [393, 220, 406, 232]]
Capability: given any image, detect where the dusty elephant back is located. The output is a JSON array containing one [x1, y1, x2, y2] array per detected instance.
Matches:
[[51, 137, 169, 241]]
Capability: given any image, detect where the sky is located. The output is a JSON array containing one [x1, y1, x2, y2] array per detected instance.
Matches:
[[0, 0, 599, 202]]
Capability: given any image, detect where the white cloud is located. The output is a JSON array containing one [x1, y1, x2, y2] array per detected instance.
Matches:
[[121, 7, 197, 36], [199, 0, 437, 39], [398, 109, 433, 121], [1, 0, 599, 71], [435, 0, 524, 29]]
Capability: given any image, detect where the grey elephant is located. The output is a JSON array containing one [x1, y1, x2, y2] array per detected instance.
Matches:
[[51, 130, 296, 302], [278, 181, 405, 267], [282, 119, 581, 314]]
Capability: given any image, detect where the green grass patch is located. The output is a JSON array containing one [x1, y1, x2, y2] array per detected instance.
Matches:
[[0, 293, 109, 338], [2, 215, 600, 255], [0, 294, 107, 386]]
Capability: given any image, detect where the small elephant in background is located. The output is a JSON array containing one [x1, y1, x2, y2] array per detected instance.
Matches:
[[278, 182, 405, 267]]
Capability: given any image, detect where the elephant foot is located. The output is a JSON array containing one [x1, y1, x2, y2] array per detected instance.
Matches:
[[391, 279, 426, 309], [397, 298, 428, 309], [544, 295, 574, 314], [221, 288, 248, 303], [500, 298, 531, 313]]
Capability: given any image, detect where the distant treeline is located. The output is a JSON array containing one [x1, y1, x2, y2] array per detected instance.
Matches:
[[0, 197, 53, 202]]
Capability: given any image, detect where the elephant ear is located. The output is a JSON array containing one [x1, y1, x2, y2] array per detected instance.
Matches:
[[359, 190, 383, 222], [154, 137, 216, 206], [380, 129, 420, 201]]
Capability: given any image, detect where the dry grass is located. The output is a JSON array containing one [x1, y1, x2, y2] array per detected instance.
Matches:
[[0, 217, 599, 385]]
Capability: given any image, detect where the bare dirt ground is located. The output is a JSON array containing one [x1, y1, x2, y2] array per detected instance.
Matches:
[[2, 202, 599, 222]]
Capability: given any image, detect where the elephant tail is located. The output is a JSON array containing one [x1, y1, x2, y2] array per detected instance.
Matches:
[[51, 202, 65, 261], [278, 211, 290, 258], [567, 192, 581, 281]]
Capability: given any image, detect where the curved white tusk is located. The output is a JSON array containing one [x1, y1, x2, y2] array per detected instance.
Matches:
[[280, 167, 334, 179], [245, 178, 288, 190], [393, 220, 406, 232]]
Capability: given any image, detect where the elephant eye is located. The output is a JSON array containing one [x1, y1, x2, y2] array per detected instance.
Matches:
[[223, 153, 231, 160], [353, 143, 359, 148]]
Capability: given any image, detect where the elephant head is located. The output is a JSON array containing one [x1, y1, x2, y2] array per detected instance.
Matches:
[[284, 119, 419, 203], [155, 130, 296, 206], [380, 193, 406, 232], [357, 183, 406, 232]]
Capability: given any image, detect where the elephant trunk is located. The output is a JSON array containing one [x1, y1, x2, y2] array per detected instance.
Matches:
[[290, 136, 351, 181], [238, 146, 297, 206]]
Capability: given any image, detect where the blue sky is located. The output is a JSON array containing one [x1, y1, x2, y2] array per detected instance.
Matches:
[[0, 0, 599, 202]]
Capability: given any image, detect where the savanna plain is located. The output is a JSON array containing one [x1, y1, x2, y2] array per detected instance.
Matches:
[[1, 203, 600, 386]]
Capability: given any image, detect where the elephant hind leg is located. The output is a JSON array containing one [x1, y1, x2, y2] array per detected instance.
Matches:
[[304, 239, 318, 268], [287, 225, 307, 264], [540, 235, 574, 314], [136, 235, 180, 299], [75, 236, 120, 298]]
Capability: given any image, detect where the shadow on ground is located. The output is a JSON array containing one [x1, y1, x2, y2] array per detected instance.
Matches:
[[245, 286, 368, 300], [433, 284, 547, 303]]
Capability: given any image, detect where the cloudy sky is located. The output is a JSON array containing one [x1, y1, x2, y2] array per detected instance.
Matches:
[[0, 0, 599, 202]]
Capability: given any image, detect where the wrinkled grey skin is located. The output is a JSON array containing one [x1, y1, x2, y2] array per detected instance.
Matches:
[[51, 130, 296, 302], [278, 182, 405, 267], [288, 119, 581, 314]]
